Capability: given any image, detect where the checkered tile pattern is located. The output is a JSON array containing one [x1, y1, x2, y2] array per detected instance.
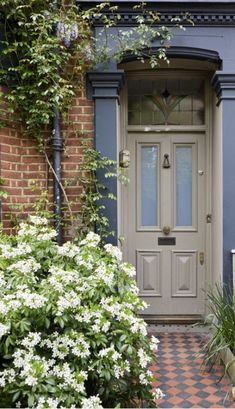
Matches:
[[150, 332, 235, 408]]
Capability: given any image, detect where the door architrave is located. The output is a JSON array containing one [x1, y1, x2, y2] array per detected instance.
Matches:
[[118, 67, 213, 319]]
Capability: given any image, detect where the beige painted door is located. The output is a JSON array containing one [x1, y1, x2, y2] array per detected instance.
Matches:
[[123, 132, 206, 316]]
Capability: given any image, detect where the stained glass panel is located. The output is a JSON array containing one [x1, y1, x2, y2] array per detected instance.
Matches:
[[128, 78, 204, 126]]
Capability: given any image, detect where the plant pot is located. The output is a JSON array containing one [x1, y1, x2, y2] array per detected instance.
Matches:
[[220, 347, 235, 385]]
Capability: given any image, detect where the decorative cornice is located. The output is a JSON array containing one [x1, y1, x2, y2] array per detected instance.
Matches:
[[81, 3, 235, 27], [211, 72, 235, 104], [122, 46, 222, 65], [87, 71, 125, 100], [92, 12, 235, 27]]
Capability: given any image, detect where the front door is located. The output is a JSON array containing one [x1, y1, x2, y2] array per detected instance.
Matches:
[[123, 131, 207, 316]]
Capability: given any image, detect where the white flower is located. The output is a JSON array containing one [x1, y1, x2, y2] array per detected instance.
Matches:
[[102, 322, 110, 332], [0, 271, 6, 287], [139, 373, 148, 385], [16, 242, 32, 255], [41, 333, 90, 360], [139, 300, 149, 311], [81, 395, 103, 409], [18, 222, 57, 241], [104, 243, 122, 262], [80, 231, 100, 247], [0, 243, 32, 259], [95, 262, 114, 287], [29, 215, 48, 225], [0, 300, 8, 315], [51, 363, 86, 393], [37, 229, 57, 241], [35, 396, 59, 409], [75, 308, 93, 323], [25, 375, 38, 386], [0, 368, 16, 387], [120, 262, 136, 277], [100, 297, 122, 316], [117, 311, 148, 336], [0, 323, 9, 338], [56, 291, 81, 315], [137, 348, 151, 368], [15, 288, 47, 309], [21, 332, 41, 349], [34, 396, 59, 409], [8, 258, 40, 274], [57, 241, 80, 258], [48, 266, 80, 291], [154, 387, 165, 400], [18, 223, 37, 237], [139, 369, 153, 385], [150, 335, 160, 352], [113, 364, 124, 379], [75, 253, 94, 269], [112, 350, 121, 361], [98, 346, 121, 362]]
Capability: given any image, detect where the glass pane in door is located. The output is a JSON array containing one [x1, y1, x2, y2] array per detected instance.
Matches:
[[141, 146, 158, 226], [176, 146, 192, 226]]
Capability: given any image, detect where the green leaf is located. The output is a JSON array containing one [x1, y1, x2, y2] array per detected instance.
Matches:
[[12, 390, 21, 402], [28, 394, 35, 407]]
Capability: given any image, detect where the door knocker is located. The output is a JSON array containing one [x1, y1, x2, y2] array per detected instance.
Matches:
[[163, 153, 170, 168]]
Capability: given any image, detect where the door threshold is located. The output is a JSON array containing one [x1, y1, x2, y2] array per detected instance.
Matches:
[[141, 315, 204, 325]]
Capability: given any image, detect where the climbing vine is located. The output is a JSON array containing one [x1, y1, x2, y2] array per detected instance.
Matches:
[[0, 0, 188, 236]]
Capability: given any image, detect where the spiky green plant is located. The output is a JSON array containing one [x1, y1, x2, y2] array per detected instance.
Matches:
[[203, 283, 235, 375]]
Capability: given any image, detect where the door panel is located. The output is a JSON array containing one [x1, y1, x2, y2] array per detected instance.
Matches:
[[137, 250, 162, 296], [124, 132, 206, 316], [171, 251, 197, 297]]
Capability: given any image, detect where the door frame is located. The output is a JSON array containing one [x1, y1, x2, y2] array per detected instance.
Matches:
[[118, 68, 213, 319]]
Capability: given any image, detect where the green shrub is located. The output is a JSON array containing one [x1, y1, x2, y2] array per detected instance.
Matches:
[[0, 216, 162, 408]]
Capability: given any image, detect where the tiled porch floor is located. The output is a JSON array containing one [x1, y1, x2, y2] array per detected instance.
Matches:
[[149, 332, 235, 408]]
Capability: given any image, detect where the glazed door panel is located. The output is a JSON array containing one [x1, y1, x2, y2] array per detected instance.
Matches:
[[124, 133, 206, 316]]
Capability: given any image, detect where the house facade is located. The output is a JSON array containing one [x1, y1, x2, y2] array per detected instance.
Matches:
[[1, 0, 235, 320]]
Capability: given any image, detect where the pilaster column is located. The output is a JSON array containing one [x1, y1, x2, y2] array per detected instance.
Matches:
[[212, 72, 235, 290], [87, 70, 124, 245]]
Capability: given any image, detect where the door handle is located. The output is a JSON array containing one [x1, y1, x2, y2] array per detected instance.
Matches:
[[162, 225, 171, 235]]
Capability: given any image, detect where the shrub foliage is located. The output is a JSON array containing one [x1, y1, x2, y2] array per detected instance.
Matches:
[[0, 216, 161, 408]]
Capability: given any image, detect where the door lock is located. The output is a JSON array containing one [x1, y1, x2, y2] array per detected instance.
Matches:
[[199, 252, 205, 265]]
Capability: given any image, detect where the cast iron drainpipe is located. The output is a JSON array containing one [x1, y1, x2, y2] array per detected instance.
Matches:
[[52, 106, 63, 245]]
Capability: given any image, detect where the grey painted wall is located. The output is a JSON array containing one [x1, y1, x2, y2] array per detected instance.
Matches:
[[88, 72, 124, 245], [222, 100, 235, 289], [90, 6, 235, 289], [95, 25, 235, 70]]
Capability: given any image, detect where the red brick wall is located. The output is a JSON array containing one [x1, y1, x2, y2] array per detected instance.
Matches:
[[0, 87, 94, 238]]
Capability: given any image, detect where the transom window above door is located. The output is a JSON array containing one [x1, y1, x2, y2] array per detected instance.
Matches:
[[128, 77, 205, 126]]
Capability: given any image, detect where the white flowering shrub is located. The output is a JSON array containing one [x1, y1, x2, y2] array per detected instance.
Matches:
[[0, 216, 160, 408]]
